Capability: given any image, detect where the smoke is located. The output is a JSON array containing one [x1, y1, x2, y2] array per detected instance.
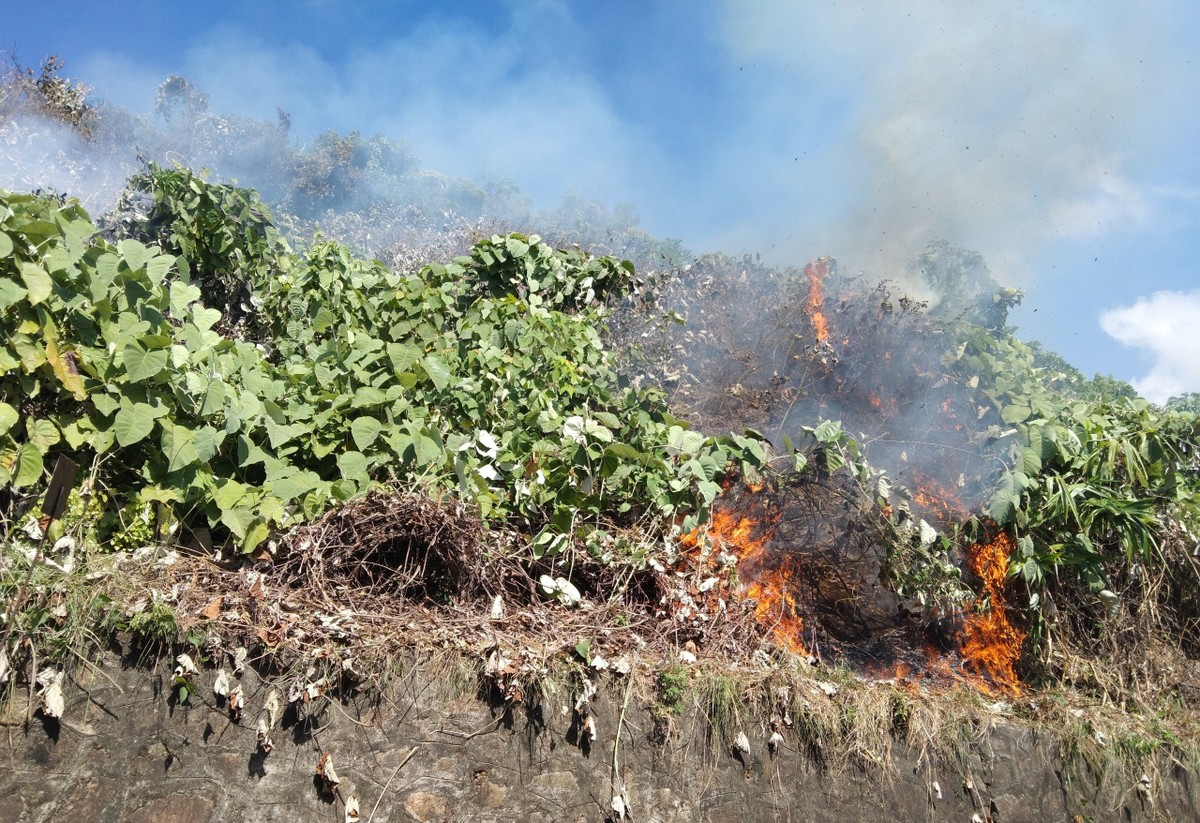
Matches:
[[4, 1, 1199, 395], [0, 114, 136, 214], [721, 0, 1198, 280], [1100, 290, 1200, 403], [73, 18, 652, 213]]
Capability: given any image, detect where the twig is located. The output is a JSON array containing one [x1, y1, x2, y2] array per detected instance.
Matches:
[[610, 676, 634, 810], [366, 746, 418, 823], [437, 715, 503, 741]]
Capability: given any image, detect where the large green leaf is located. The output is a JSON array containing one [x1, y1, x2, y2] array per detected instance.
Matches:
[[163, 424, 199, 472], [122, 341, 169, 382], [422, 354, 453, 390], [169, 280, 202, 317], [18, 262, 52, 305], [0, 277, 27, 308], [350, 417, 383, 451], [26, 418, 61, 453], [337, 450, 370, 485], [193, 426, 226, 463], [145, 253, 176, 283], [0, 402, 18, 435], [113, 403, 157, 447], [11, 443, 42, 488]]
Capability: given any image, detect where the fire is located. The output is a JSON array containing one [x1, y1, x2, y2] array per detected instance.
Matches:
[[680, 503, 806, 654], [868, 389, 897, 417], [805, 258, 830, 342], [959, 532, 1024, 696]]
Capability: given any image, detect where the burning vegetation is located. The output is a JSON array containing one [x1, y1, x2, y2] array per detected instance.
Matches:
[[615, 243, 1200, 702], [2, 69, 1199, 738]]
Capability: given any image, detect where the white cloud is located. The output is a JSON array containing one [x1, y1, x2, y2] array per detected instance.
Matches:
[[1100, 290, 1200, 403]]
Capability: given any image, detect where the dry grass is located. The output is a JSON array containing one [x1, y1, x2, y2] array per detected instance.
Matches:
[[3, 486, 1198, 802]]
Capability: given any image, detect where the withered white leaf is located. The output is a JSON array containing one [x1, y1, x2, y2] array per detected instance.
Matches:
[[583, 714, 597, 742], [174, 653, 199, 678], [213, 668, 231, 698], [36, 668, 65, 719], [0, 646, 10, 687], [768, 731, 785, 754], [256, 716, 274, 753], [317, 750, 341, 788], [232, 646, 248, 675], [343, 793, 361, 821], [590, 655, 609, 671], [611, 794, 627, 819], [489, 594, 504, 620], [485, 648, 511, 676], [228, 684, 244, 721], [734, 731, 751, 755], [932, 780, 942, 800]]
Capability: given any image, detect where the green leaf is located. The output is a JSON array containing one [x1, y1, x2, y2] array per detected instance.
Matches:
[[114, 403, 157, 447], [811, 419, 843, 444], [312, 306, 337, 333], [145, 254, 176, 283], [25, 419, 60, 453], [122, 341, 169, 382], [199, 381, 226, 417], [0, 231, 12, 258], [422, 354, 453, 390], [193, 426, 225, 463], [0, 277, 28, 309], [90, 394, 120, 418], [118, 239, 149, 271], [271, 470, 321, 502], [987, 470, 1030, 523], [243, 519, 270, 553], [1001, 404, 1032, 424], [350, 417, 383, 451], [0, 402, 18, 435], [220, 505, 255, 538], [351, 386, 386, 408], [337, 450, 370, 485], [11, 443, 42, 488], [1019, 446, 1042, 475], [211, 478, 248, 511], [411, 430, 442, 467], [169, 280, 202, 317], [191, 305, 222, 333], [163, 425, 199, 472], [18, 262, 53, 305]]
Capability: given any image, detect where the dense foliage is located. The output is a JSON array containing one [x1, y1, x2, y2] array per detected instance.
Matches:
[[1, 170, 767, 563]]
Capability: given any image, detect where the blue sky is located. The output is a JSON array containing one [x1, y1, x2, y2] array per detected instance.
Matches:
[[4, 1, 1200, 401]]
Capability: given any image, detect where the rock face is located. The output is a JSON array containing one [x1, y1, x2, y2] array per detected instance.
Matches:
[[1, 657, 1195, 822]]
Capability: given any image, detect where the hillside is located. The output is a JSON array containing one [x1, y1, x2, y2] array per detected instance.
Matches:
[[3, 59, 1200, 821]]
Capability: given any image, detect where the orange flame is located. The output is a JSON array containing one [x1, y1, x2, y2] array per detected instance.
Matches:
[[959, 532, 1024, 696], [805, 258, 830, 342], [868, 389, 898, 417], [681, 504, 806, 654]]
